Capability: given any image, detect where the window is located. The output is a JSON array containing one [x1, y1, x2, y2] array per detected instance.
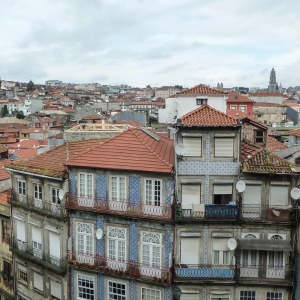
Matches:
[[2, 261, 12, 284], [141, 287, 161, 300], [255, 131, 264, 144], [16, 219, 26, 251], [18, 265, 27, 284], [108, 281, 126, 300], [270, 185, 288, 206], [107, 227, 126, 262], [240, 105, 246, 113], [240, 291, 256, 300], [145, 179, 161, 206], [2, 219, 10, 244], [51, 188, 62, 214], [215, 138, 234, 157], [230, 105, 237, 109], [110, 176, 126, 200], [242, 185, 262, 218], [181, 237, 200, 264], [78, 274, 94, 300], [51, 279, 62, 300], [182, 137, 202, 156], [266, 292, 283, 300], [32, 226, 42, 259], [76, 223, 94, 255], [212, 238, 230, 265], [79, 173, 93, 197], [141, 232, 162, 267], [213, 185, 232, 204], [33, 272, 43, 292], [181, 184, 201, 216], [33, 183, 42, 199], [196, 98, 207, 105], [18, 180, 26, 195]]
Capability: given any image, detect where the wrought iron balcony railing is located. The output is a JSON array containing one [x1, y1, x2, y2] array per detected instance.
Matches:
[[236, 265, 294, 283], [67, 251, 171, 284], [240, 205, 294, 222], [175, 264, 235, 280], [65, 195, 172, 221], [11, 239, 67, 274], [10, 192, 66, 219], [176, 204, 238, 220]]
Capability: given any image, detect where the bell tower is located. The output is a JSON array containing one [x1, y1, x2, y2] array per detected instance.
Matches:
[[268, 68, 278, 93]]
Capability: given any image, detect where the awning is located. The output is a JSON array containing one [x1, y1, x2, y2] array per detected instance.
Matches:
[[239, 239, 292, 251]]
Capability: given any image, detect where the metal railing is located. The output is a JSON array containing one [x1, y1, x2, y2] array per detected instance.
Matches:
[[236, 265, 294, 282], [11, 239, 66, 274], [10, 193, 66, 219], [65, 195, 172, 221], [176, 204, 238, 220], [240, 205, 294, 222], [175, 264, 235, 279], [67, 251, 171, 284]]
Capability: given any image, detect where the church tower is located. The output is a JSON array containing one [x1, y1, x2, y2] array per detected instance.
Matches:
[[268, 67, 278, 93]]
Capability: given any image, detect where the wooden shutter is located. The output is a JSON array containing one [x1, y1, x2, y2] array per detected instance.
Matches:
[[32, 227, 42, 244], [214, 185, 232, 195], [49, 232, 61, 259], [215, 138, 234, 157], [16, 220, 25, 242], [213, 238, 228, 251], [270, 186, 288, 206], [33, 272, 43, 291], [243, 185, 261, 205], [181, 294, 199, 300], [183, 137, 201, 156], [182, 185, 201, 208], [51, 279, 62, 299], [181, 238, 199, 264]]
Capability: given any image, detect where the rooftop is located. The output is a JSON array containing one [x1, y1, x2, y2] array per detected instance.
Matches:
[[176, 84, 227, 96], [65, 128, 174, 174], [287, 128, 300, 137], [178, 104, 238, 127], [227, 91, 254, 103], [268, 137, 288, 153]]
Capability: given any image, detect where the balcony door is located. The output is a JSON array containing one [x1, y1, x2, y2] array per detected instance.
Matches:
[[109, 176, 127, 211], [267, 235, 285, 279], [143, 179, 162, 216], [140, 232, 162, 278], [76, 222, 94, 265], [49, 232, 61, 266], [33, 183, 43, 209], [18, 181, 26, 203], [242, 185, 261, 218], [240, 234, 258, 278], [78, 173, 94, 207], [32, 226, 43, 259], [51, 188, 62, 214]]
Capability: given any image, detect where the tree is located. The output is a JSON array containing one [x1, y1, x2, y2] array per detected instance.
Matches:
[[2, 105, 8, 117], [16, 111, 25, 119]]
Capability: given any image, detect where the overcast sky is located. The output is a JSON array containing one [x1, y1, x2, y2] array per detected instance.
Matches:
[[1, 0, 299, 88]]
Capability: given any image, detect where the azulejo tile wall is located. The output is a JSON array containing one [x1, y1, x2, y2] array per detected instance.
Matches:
[[70, 171, 76, 194], [97, 274, 105, 300], [129, 280, 137, 300], [166, 180, 174, 205], [165, 225, 173, 268], [129, 176, 141, 204], [96, 217, 105, 255], [164, 286, 172, 299], [130, 222, 138, 262], [96, 174, 107, 200]]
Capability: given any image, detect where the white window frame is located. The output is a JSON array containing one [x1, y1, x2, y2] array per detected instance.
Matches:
[[18, 180, 26, 195], [108, 280, 127, 300], [230, 105, 237, 109], [240, 291, 256, 300], [212, 250, 230, 265], [32, 226, 43, 259], [240, 105, 247, 113], [214, 137, 234, 157], [33, 183, 42, 199], [33, 272, 43, 292], [141, 287, 161, 300], [182, 137, 202, 157], [266, 292, 283, 300], [144, 179, 162, 206], [141, 231, 162, 267], [76, 222, 94, 255], [196, 98, 207, 105], [78, 173, 94, 197], [51, 187, 61, 204], [107, 227, 126, 262], [77, 274, 95, 300], [18, 266, 27, 284], [110, 176, 126, 201]]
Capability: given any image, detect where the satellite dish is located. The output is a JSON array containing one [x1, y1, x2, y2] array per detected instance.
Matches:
[[291, 187, 300, 200], [175, 143, 186, 156], [272, 123, 277, 128], [96, 228, 103, 239], [227, 238, 237, 251], [236, 180, 246, 193], [58, 189, 65, 200]]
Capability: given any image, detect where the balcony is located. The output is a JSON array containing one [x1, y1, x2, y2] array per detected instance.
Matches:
[[9, 193, 66, 219], [11, 239, 67, 274], [240, 205, 294, 223], [175, 264, 235, 280], [65, 195, 172, 221], [237, 265, 294, 285], [176, 204, 238, 221], [67, 251, 171, 285]]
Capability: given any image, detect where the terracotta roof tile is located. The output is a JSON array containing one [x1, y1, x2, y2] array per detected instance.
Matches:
[[227, 91, 254, 103], [82, 115, 101, 120], [0, 160, 11, 181], [176, 84, 227, 95], [287, 128, 300, 137], [7, 139, 105, 179], [268, 137, 288, 153], [179, 104, 238, 127], [65, 128, 174, 174], [241, 141, 297, 174], [0, 189, 11, 206]]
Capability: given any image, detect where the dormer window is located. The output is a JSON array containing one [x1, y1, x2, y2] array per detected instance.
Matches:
[[196, 98, 207, 105], [255, 131, 264, 144]]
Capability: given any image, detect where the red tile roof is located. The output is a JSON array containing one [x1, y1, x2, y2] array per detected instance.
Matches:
[[65, 128, 174, 174], [268, 137, 288, 153], [12, 149, 38, 159], [287, 128, 300, 137], [227, 92, 254, 103], [175, 84, 227, 95], [0, 189, 11, 206], [7, 140, 105, 179], [9, 139, 47, 149], [241, 141, 298, 174], [179, 104, 238, 127], [82, 115, 101, 120], [20, 128, 47, 133], [0, 160, 11, 181]]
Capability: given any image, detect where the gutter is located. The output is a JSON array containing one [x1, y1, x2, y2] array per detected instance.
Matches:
[[4, 168, 63, 181]]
